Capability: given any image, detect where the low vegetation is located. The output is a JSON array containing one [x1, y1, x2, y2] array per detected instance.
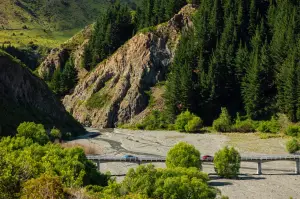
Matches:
[[0, 122, 109, 199], [212, 108, 232, 132], [256, 117, 280, 134], [285, 125, 300, 137], [175, 110, 203, 132], [86, 92, 110, 109], [84, 142, 220, 199], [166, 142, 201, 169], [17, 122, 49, 145], [286, 138, 299, 154], [21, 174, 65, 199], [214, 146, 241, 178]]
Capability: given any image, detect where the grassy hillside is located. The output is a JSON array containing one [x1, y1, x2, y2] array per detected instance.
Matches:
[[0, 0, 137, 30], [0, 0, 137, 47]]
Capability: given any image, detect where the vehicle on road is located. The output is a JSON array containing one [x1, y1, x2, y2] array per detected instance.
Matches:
[[202, 155, 214, 161], [122, 155, 138, 159]]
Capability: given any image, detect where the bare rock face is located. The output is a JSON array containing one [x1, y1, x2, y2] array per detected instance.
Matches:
[[38, 48, 69, 77], [63, 5, 195, 128], [38, 25, 91, 79], [0, 51, 84, 136]]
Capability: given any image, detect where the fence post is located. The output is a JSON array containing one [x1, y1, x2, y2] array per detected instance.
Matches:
[[97, 159, 101, 171], [296, 159, 300, 175], [257, 160, 262, 175]]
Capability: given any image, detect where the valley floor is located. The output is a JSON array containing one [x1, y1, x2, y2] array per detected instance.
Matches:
[[70, 128, 300, 199]]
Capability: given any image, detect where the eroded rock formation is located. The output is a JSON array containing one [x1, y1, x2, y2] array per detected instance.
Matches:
[[62, 5, 195, 128]]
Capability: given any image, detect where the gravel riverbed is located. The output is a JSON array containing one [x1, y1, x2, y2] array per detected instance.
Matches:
[[70, 128, 300, 199]]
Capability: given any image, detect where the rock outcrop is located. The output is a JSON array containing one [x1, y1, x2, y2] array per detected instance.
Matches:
[[62, 5, 195, 128], [0, 50, 84, 136], [38, 25, 92, 79]]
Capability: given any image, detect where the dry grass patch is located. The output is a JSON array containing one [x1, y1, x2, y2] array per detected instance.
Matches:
[[225, 133, 288, 154], [61, 142, 100, 155]]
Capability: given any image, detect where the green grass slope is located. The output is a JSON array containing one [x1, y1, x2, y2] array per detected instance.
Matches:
[[0, 0, 137, 30], [0, 0, 137, 47]]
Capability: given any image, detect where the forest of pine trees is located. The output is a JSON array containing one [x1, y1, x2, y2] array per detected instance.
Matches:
[[48, 58, 78, 95], [165, 0, 300, 124], [83, 1, 134, 70], [83, 0, 188, 70]]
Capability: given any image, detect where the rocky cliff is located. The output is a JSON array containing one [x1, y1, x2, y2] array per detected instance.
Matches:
[[62, 5, 195, 128], [0, 50, 84, 136], [38, 25, 92, 79]]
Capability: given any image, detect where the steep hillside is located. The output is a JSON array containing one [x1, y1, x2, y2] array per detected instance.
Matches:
[[0, 0, 137, 30], [62, 5, 195, 128], [38, 24, 92, 80], [0, 50, 84, 136]]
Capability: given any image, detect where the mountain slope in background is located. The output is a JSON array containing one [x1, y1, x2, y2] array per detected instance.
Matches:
[[62, 5, 195, 128], [0, 0, 137, 30], [0, 49, 84, 136]]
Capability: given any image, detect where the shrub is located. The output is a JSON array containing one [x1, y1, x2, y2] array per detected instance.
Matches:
[[257, 117, 280, 134], [143, 110, 168, 130], [17, 122, 49, 145], [175, 110, 203, 132], [214, 146, 241, 178], [213, 108, 231, 132], [119, 165, 216, 199], [286, 138, 299, 153], [166, 142, 201, 169], [232, 119, 257, 133], [135, 110, 168, 130], [50, 128, 62, 140], [0, 136, 110, 197], [175, 110, 194, 132], [285, 125, 300, 137], [21, 174, 65, 199], [185, 116, 203, 132], [86, 92, 110, 109]]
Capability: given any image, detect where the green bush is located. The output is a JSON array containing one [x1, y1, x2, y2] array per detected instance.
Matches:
[[185, 116, 203, 132], [257, 117, 280, 134], [175, 110, 194, 132], [0, 136, 109, 198], [117, 165, 216, 199], [166, 142, 201, 169], [232, 119, 257, 133], [285, 125, 300, 137], [175, 110, 203, 132], [86, 92, 110, 109], [17, 122, 49, 145], [50, 128, 62, 140], [214, 146, 241, 178], [286, 138, 299, 153], [21, 174, 65, 199], [135, 110, 168, 130], [213, 108, 232, 132]]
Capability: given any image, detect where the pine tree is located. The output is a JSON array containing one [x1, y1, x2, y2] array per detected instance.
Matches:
[[61, 59, 77, 93]]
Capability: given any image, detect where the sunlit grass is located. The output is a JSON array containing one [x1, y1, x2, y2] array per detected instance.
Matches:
[[0, 28, 81, 48]]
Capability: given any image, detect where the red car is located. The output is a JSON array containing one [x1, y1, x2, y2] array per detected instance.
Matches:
[[202, 155, 214, 161]]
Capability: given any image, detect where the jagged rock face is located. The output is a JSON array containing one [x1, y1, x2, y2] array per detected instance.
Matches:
[[63, 5, 195, 128], [0, 51, 83, 136], [38, 48, 70, 77], [38, 25, 91, 79]]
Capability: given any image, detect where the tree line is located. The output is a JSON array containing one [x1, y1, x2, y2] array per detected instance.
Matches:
[[165, 0, 300, 124], [83, 0, 189, 70]]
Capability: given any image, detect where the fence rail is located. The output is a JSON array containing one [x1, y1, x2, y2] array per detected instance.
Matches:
[[86, 155, 300, 175]]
